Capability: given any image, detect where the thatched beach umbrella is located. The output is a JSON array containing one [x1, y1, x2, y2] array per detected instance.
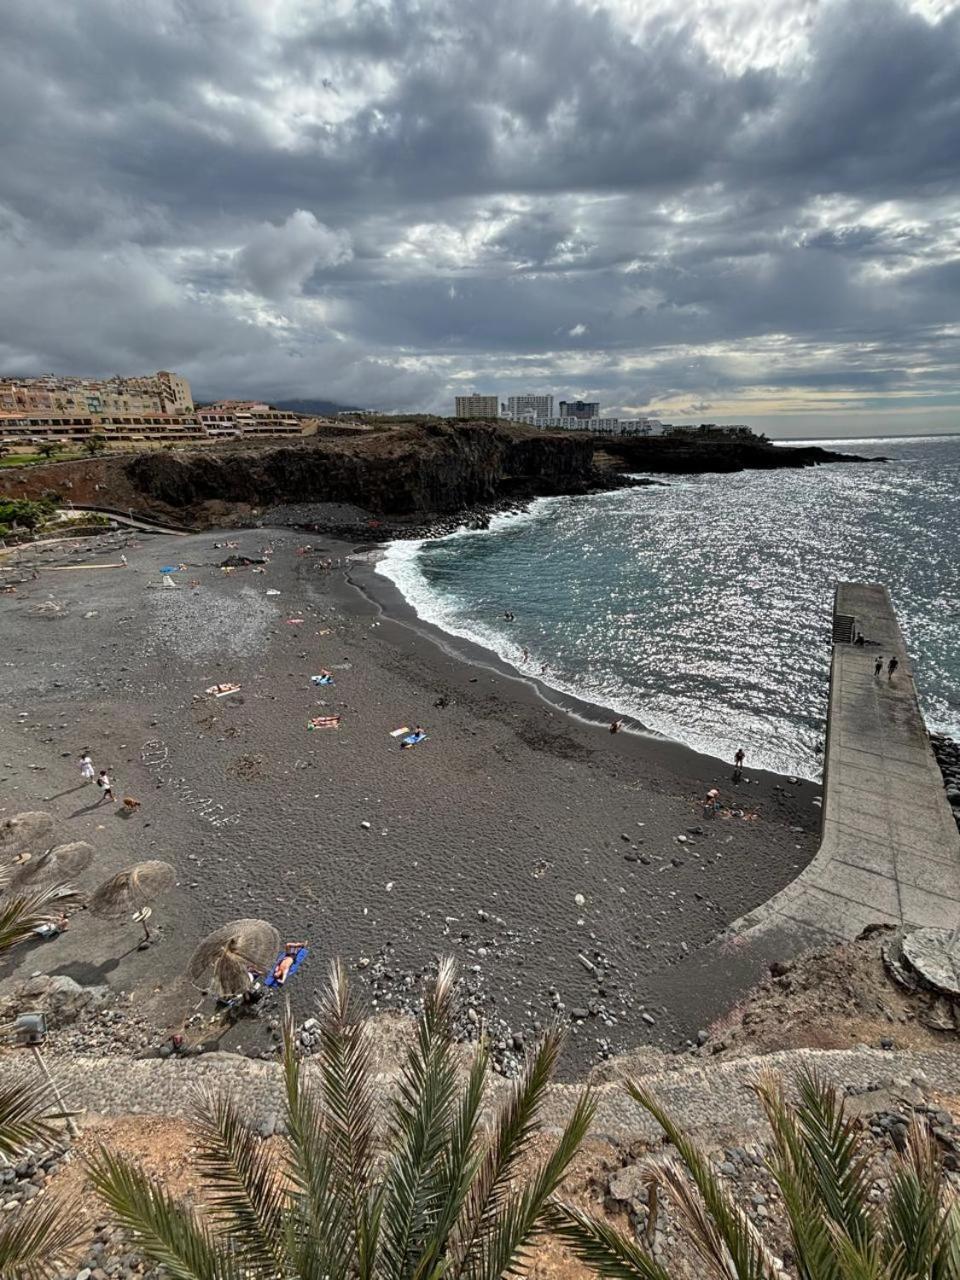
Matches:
[[89, 860, 176, 940], [187, 919, 280, 998], [0, 811, 55, 859], [11, 841, 94, 889]]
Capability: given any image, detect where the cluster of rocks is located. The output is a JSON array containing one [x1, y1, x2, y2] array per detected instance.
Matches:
[[54, 1222, 165, 1280], [930, 732, 960, 832], [1, 1141, 70, 1215]]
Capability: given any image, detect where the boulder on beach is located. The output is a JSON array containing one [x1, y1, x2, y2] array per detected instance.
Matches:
[[0, 974, 110, 1026]]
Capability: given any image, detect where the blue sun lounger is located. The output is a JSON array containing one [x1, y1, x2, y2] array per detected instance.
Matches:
[[264, 945, 309, 988]]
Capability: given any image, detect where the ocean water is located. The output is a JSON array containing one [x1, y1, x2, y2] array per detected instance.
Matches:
[[378, 435, 960, 779]]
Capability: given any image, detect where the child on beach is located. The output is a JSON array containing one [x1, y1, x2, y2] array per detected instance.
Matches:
[[96, 770, 114, 803], [79, 752, 95, 784]]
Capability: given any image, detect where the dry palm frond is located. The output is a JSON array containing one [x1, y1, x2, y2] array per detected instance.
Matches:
[[88, 860, 176, 918], [0, 880, 78, 953], [186, 919, 279, 997]]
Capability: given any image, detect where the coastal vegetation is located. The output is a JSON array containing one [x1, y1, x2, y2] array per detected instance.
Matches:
[[1, 955, 955, 1279]]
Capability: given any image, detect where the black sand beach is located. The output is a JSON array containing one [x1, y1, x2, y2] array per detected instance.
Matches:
[[0, 528, 822, 1076]]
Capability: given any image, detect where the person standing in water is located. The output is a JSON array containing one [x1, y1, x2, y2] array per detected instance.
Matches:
[[733, 747, 745, 780]]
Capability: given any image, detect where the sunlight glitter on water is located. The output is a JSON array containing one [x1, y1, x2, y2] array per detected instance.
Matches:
[[379, 436, 960, 780]]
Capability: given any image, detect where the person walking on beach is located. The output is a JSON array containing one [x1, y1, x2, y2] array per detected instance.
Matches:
[[79, 751, 95, 784], [888, 656, 899, 681], [96, 770, 114, 804], [874, 656, 883, 679], [733, 747, 745, 781]]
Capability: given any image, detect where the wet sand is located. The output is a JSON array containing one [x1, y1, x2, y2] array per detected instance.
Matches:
[[0, 529, 822, 1076]]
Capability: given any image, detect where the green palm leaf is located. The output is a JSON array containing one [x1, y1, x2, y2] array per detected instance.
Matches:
[[192, 1090, 287, 1277], [0, 1194, 84, 1280], [315, 960, 382, 1277], [87, 1146, 229, 1280], [547, 1202, 675, 1280], [628, 1082, 778, 1280], [466, 1088, 596, 1279], [0, 880, 76, 954], [380, 958, 460, 1279], [0, 1079, 63, 1160]]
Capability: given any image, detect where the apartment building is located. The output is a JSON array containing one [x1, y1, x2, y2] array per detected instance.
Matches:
[[505, 393, 554, 419], [454, 394, 499, 418], [0, 370, 193, 417]]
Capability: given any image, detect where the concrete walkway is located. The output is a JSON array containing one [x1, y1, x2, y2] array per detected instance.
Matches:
[[8, 1045, 955, 1147], [735, 583, 960, 946]]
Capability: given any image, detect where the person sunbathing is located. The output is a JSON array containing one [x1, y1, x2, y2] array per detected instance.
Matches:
[[273, 941, 308, 985]]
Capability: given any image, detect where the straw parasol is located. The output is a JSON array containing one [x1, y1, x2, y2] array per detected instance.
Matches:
[[89, 860, 176, 939], [187, 919, 280, 998], [11, 841, 94, 888], [0, 811, 55, 859]]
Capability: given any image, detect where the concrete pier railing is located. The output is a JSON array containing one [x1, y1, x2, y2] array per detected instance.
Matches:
[[734, 582, 960, 945]]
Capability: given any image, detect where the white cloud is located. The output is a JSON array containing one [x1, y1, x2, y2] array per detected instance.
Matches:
[[236, 210, 352, 299]]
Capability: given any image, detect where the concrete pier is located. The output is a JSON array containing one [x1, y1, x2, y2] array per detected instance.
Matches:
[[735, 583, 960, 945]]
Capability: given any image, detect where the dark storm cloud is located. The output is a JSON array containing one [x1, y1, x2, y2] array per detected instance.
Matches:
[[1, 0, 959, 429]]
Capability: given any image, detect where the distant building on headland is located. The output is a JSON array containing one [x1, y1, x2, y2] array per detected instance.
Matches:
[[0, 370, 193, 417], [505, 393, 554, 419], [454, 394, 500, 418], [559, 400, 599, 420], [0, 373, 311, 448]]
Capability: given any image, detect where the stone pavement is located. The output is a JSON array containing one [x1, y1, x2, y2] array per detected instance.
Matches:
[[734, 583, 960, 947], [7, 1045, 959, 1148]]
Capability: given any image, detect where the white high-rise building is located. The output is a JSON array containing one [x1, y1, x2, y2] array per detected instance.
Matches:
[[506, 393, 554, 419]]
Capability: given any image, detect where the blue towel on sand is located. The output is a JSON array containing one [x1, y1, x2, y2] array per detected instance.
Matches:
[[311, 675, 334, 685], [401, 732, 427, 747], [264, 945, 309, 988]]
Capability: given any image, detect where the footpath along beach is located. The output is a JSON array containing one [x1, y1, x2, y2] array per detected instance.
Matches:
[[0, 528, 822, 1076]]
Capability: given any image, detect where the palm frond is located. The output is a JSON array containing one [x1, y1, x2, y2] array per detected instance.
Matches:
[[465, 1088, 597, 1279], [0, 882, 76, 954], [547, 1202, 675, 1280], [791, 1067, 874, 1249], [449, 1027, 565, 1276], [280, 1006, 354, 1279], [828, 1228, 893, 1280], [316, 959, 382, 1278], [882, 1119, 959, 1280], [380, 959, 460, 1280], [86, 1146, 228, 1280], [628, 1082, 778, 1280], [755, 1070, 842, 1280], [0, 1194, 85, 1280], [932, 1202, 960, 1280], [192, 1089, 287, 1277], [0, 1077, 62, 1159], [413, 1036, 490, 1280]]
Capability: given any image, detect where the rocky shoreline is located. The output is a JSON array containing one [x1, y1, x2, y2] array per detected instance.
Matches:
[[931, 732, 960, 833]]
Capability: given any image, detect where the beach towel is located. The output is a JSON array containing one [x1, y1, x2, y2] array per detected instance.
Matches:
[[308, 716, 340, 730], [311, 675, 334, 686], [286, 618, 305, 625], [160, 566, 178, 574], [206, 682, 242, 697], [389, 726, 410, 738], [264, 945, 308, 988], [401, 732, 427, 748]]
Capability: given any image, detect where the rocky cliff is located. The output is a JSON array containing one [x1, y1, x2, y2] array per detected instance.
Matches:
[[0, 421, 869, 531]]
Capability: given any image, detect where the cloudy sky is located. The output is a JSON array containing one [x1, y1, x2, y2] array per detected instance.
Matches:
[[2, 0, 959, 436]]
